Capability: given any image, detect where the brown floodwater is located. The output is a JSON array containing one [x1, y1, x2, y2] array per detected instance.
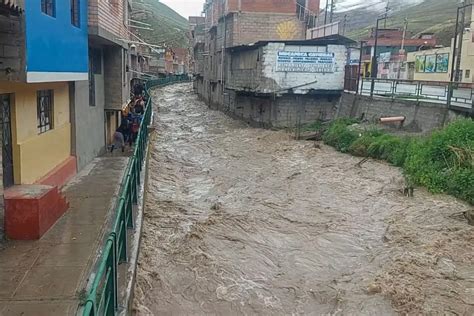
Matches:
[[134, 83, 474, 315]]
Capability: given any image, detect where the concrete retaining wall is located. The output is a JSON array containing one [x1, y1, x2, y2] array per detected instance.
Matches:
[[196, 85, 468, 133], [337, 93, 466, 133], [222, 90, 338, 128]]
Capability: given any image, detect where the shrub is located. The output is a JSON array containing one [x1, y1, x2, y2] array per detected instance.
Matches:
[[347, 129, 384, 157], [323, 118, 359, 153], [404, 119, 474, 201]]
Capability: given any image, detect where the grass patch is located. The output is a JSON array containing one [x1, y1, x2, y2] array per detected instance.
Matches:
[[315, 118, 474, 204]]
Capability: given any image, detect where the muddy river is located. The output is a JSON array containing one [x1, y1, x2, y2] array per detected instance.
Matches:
[[134, 84, 474, 315]]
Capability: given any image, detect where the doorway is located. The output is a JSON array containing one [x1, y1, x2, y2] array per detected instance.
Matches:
[[1, 94, 14, 188]]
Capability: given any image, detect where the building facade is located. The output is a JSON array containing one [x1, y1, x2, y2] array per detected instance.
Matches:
[[224, 37, 354, 127], [0, 0, 89, 239], [88, 0, 131, 147], [361, 29, 437, 78], [0, 0, 88, 188]]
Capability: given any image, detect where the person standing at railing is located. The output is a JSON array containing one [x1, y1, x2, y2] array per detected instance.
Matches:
[[130, 116, 140, 146], [134, 100, 145, 115], [133, 82, 144, 98]]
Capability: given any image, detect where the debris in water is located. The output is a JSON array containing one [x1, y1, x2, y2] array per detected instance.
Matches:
[[463, 210, 474, 226]]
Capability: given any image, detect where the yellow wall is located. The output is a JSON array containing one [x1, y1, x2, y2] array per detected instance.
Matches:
[[0, 81, 71, 184], [459, 31, 474, 83], [407, 47, 452, 82]]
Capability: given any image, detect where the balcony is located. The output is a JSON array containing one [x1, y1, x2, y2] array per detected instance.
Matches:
[[88, 0, 129, 47]]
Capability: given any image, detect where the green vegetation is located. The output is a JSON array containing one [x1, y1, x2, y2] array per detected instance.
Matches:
[[133, 0, 189, 48], [312, 118, 474, 204]]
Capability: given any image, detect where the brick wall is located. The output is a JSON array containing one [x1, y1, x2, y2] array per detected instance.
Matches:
[[0, 14, 25, 82], [226, 0, 319, 14], [229, 12, 305, 46], [104, 46, 127, 110], [89, 0, 129, 40]]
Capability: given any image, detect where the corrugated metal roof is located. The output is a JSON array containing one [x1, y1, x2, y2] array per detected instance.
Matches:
[[229, 35, 357, 52]]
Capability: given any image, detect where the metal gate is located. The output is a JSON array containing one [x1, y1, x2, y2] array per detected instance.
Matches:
[[344, 65, 359, 92], [1, 94, 14, 188]]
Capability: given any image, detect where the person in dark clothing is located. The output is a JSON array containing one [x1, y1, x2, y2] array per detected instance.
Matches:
[[134, 100, 145, 115], [120, 117, 131, 144], [133, 82, 144, 97], [111, 126, 126, 153]]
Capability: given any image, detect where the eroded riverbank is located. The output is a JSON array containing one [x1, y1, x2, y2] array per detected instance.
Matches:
[[134, 83, 473, 315]]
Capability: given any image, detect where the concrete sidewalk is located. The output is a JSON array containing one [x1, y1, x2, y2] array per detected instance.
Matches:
[[0, 157, 128, 316]]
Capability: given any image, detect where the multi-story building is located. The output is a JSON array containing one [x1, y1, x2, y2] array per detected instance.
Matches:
[[195, 0, 320, 109], [189, 16, 206, 78], [88, 0, 131, 146], [189, 16, 206, 76], [193, 0, 359, 129], [0, 0, 89, 238]]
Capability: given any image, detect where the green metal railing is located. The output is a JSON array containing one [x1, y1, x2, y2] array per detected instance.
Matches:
[[82, 75, 190, 316]]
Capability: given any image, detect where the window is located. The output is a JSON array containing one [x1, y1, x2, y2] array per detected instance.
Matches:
[[71, 0, 80, 27], [41, 0, 56, 17], [37, 90, 54, 134], [465, 70, 471, 79]]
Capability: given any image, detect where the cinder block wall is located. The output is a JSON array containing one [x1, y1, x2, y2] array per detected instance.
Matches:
[[0, 15, 25, 82], [223, 90, 339, 128]]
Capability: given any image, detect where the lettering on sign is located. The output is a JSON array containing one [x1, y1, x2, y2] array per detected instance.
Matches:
[[276, 51, 335, 73]]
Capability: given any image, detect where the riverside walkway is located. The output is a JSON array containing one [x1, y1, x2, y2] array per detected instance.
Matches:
[[0, 157, 128, 316]]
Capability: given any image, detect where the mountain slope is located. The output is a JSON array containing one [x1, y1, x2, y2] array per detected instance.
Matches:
[[132, 0, 189, 48], [331, 0, 458, 46]]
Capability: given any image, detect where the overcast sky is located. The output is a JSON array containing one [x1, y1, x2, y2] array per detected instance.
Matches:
[[160, 0, 205, 19]]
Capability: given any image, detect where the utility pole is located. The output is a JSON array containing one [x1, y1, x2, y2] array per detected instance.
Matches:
[[324, 0, 329, 25], [370, 14, 388, 96], [384, 1, 390, 28], [451, 2, 472, 82], [397, 18, 408, 79], [455, 5, 466, 82], [330, 0, 336, 23], [343, 14, 348, 35]]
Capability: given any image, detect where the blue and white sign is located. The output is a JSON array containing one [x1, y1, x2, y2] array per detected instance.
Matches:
[[276, 51, 335, 73]]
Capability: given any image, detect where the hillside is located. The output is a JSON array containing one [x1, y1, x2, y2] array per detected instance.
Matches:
[[132, 0, 189, 48], [331, 0, 458, 47]]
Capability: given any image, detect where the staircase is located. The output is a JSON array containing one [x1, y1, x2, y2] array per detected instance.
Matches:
[[4, 185, 70, 240]]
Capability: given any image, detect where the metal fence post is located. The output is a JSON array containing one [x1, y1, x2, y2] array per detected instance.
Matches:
[[447, 82, 453, 108]]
